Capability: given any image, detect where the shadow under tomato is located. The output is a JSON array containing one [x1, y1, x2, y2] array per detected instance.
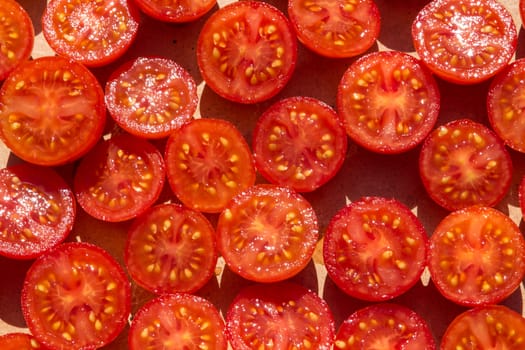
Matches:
[[0, 256, 32, 329], [17, 0, 46, 36], [516, 27, 525, 60]]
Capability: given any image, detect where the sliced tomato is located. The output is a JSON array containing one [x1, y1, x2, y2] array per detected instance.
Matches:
[[216, 184, 318, 283], [196, 1, 297, 103], [133, 0, 217, 23], [164, 118, 256, 213], [252, 96, 347, 192], [129, 293, 226, 350], [0, 56, 106, 166], [125, 203, 217, 294], [419, 119, 512, 211], [519, 175, 525, 218], [411, 0, 517, 84], [0, 332, 49, 350], [287, 0, 380, 58], [0, 164, 76, 260], [441, 305, 525, 349], [226, 282, 335, 350], [0, 0, 34, 81], [41, 0, 140, 67], [323, 196, 428, 301], [21, 242, 131, 350], [337, 50, 440, 154], [334, 303, 436, 350], [74, 133, 166, 222], [105, 56, 198, 139], [428, 206, 525, 307]]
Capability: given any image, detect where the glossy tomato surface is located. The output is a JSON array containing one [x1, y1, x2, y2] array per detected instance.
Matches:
[[428, 206, 525, 307], [287, 0, 380, 58], [0, 332, 48, 350], [0, 56, 106, 166], [419, 119, 512, 211], [42, 0, 140, 67], [0, 164, 75, 260], [412, 0, 517, 84], [21, 242, 131, 350], [323, 196, 428, 301], [337, 50, 440, 154], [252, 96, 347, 192], [226, 282, 335, 350], [197, 1, 297, 103], [217, 184, 318, 282], [133, 0, 217, 22]]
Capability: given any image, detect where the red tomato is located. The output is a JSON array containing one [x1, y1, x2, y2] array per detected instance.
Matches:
[[411, 0, 517, 84], [164, 118, 256, 213], [125, 203, 217, 294], [337, 50, 440, 154], [226, 282, 335, 350], [133, 0, 217, 23], [428, 206, 525, 307], [334, 303, 436, 350], [128, 293, 226, 350], [323, 196, 428, 301], [217, 184, 318, 282], [0, 56, 106, 166], [419, 119, 512, 211], [196, 1, 297, 104], [41, 0, 140, 67], [252, 96, 347, 192], [0, 164, 76, 260], [520, 175, 525, 217], [21, 242, 131, 350], [74, 133, 165, 222], [0, 332, 49, 350], [441, 305, 525, 349], [0, 0, 34, 81], [521, 0, 525, 27], [287, 0, 380, 58], [105, 56, 198, 139]]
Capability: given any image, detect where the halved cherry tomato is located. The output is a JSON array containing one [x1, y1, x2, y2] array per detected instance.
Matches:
[[125, 203, 217, 294], [129, 293, 226, 350], [411, 0, 517, 84], [21, 242, 131, 350], [428, 206, 525, 307], [0, 56, 106, 166], [521, 0, 525, 27], [252, 96, 347, 192], [419, 119, 512, 211], [0, 164, 76, 260], [196, 1, 298, 104], [226, 282, 335, 350], [105, 56, 198, 139], [164, 118, 256, 213], [337, 50, 440, 154], [133, 0, 217, 23], [41, 0, 140, 67], [74, 133, 165, 222], [441, 305, 525, 349], [217, 184, 318, 283], [0, 0, 34, 81], [519, 175, 525, 218], [0, 332, 48, 350], [287, 0, 380, 58], [323, 196, 428, 301], [334, 303, 436, 349]]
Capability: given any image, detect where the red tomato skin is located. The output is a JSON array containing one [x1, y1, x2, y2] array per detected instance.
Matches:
[[520, 175, 525, 218], [0, 332, 49, 350], [133, 0, 217, 23]]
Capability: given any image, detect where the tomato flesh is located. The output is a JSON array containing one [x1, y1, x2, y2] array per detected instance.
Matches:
[[0, 332, 48, 350], [133, 0, 217, 23]]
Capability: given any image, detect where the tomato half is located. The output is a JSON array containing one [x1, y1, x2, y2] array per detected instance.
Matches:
[[196, 1, 297, 104], [125, 203, 217, 294], [0, 333, 48, 350], [74, 133, 165, 222], [42, 0, 141, 67], [419, 119, 512, 211], [0, 0, 34, 81], [337, 50, 440, 154], [164, 118, 256, 213], [21, 242, 131, 350], [0, 164, 76, 260], [129, 293, 226, 350], [287, 0, 380, 58], [441, 305, 525, 350], [334, 303, 436, 350], [520, 175, 525, 218], [252, 96, 347, 192], [323, 196, 428, 301], [428, 206, 525, 307], [226, 282, 335, 350], [133, 0, 217, 23], [0, 56, 106, 166], [411, 0, 517, 84]]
